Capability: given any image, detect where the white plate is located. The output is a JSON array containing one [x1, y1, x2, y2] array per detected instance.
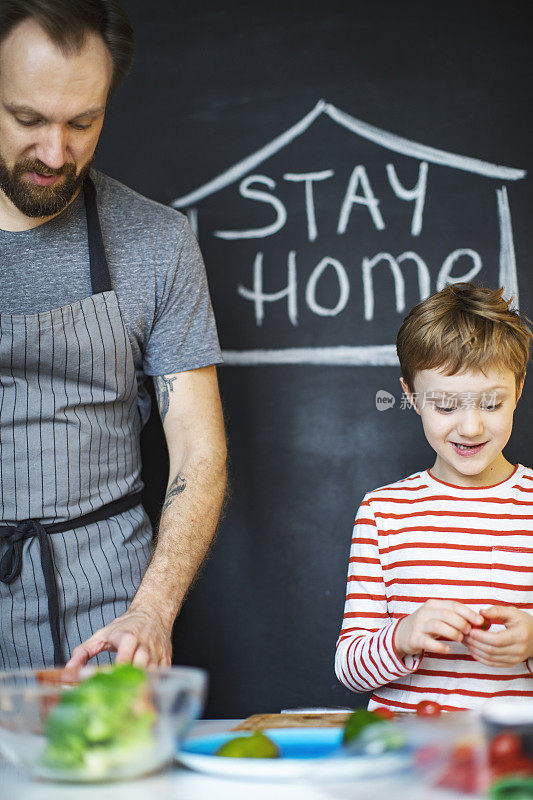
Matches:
[[176, 727, 409, 781]]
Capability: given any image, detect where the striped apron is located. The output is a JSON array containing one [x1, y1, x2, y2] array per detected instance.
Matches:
[[0, 177, 153, 669]]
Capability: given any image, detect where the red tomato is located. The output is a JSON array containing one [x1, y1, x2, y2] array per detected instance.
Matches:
[[435, 765, 480, 793], [475, 615, 505, 630], [373, 706, 395, 719], [435, 744, 482, 793], [489, 756, 533, 781], [416, 700, 442, 717], [450, 743, 476, 766], [488, 732, 523, 766]]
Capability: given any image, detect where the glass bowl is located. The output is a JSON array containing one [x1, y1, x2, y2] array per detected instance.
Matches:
[[0, 664, 207, 782]]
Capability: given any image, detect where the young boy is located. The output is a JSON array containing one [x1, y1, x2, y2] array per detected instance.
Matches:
[[335, 283, 533, 712]]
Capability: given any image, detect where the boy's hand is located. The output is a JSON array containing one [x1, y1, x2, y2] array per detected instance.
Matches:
[[394, 599, 483, 659], [464, 605, 533, 667]]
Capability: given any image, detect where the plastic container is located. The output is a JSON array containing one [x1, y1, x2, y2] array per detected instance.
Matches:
[[0, 664, 207, 782], [322, 707, 486, 793], [482, 698, 533, 797], [377, 711, 487, 795]]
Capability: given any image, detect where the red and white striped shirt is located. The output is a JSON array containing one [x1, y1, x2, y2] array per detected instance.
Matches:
[[335, 464, 533, 712]]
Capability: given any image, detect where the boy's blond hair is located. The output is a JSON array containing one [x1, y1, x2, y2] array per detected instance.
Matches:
[[396, 283, 533, 395]]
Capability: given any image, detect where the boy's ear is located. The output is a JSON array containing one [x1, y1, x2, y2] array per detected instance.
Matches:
[[400, 377, 420, 415]]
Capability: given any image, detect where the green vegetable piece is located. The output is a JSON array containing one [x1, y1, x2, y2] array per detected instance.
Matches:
[[42, 740, 85, 770], [489, 775, 533, 800], [342, 708, 387, 745], [45, 703, 82, 738], [40, 663, 156, 777], [216, 732, 280, 758]]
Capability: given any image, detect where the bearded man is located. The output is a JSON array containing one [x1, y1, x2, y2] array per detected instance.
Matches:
[[0, 0, 226, 669]]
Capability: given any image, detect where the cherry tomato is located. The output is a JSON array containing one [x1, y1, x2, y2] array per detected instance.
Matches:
[[435, 744, 482, 793], [489, 732, 523, 765], [450, 743, 476, 766], [435, 764, 480, 794], [373, 706, 395, 719], [489, 755, 533, 781], [475, 615, 505, 631], [416, 700, 442, 717]]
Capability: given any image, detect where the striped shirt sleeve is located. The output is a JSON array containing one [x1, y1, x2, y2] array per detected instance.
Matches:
[[335, 495, 422, 692]]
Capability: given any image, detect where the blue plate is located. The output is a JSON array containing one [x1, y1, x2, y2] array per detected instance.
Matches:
[[177, 727, 409, 780], [181, 727, 343, 758]]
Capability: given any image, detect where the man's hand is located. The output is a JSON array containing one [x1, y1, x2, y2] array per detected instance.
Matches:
[[394, 599, 483, 659], [464, 605, 533, 667], [65, 606, 172, 670]]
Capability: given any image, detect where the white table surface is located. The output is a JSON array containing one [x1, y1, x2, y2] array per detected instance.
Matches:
[[0, 719, 469, 800]]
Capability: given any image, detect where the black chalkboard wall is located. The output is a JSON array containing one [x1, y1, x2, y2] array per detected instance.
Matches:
[[96, 0, 532, 717]]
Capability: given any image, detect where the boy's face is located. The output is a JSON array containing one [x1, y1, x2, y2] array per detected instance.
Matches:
[[402, 366, 522, 487]]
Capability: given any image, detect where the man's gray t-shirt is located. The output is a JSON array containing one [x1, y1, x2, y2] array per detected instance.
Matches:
[[0, 169, 222, 422]]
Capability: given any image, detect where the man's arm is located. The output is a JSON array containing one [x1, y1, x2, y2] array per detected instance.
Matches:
[[66, 365, 227, 668]]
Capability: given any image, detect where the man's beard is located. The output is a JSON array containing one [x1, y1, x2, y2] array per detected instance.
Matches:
[[0, 154, 95, 218]]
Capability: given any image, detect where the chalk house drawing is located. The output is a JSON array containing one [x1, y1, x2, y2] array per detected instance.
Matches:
[[172, 100, 526, 367]]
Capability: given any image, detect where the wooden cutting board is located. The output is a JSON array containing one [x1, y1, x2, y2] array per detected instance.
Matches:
[[232, 712, 351, 730]]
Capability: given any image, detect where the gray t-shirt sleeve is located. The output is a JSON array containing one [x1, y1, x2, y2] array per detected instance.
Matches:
[[142, 213, 222, 377]]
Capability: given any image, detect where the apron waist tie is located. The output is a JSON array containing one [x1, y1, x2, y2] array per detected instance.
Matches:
[[0, 491, 144, 666]]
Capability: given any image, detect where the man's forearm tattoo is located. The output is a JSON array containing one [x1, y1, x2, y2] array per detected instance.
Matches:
[[154, 375, 178, 423], [162, 473, 186, 512]]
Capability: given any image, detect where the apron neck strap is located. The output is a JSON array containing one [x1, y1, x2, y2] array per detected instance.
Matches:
[[83, 176, 112, 295]]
